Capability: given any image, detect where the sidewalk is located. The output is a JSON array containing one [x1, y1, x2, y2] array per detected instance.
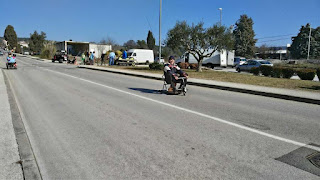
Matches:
[[78, 65, 320, 105], [0, 70, 23, 179]]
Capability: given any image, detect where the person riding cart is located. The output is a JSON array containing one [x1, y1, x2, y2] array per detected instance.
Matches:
[[164, 56, 188, 95], [6, 53, 17, 69]]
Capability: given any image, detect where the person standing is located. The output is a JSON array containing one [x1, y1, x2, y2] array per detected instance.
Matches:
[[122, 50, 127, 59], [81, 53, 86, 65], [89, 51, 95, 65], [109, 51, 116, 66], [100, 53, 105, 66]]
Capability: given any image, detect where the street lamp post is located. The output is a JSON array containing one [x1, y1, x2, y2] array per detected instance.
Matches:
[[218, 8, 222, 26], [307, 25, 311, 60], [159, 0, 162, 62]]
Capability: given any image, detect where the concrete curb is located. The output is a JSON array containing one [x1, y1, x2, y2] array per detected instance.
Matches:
[[3, 72, 42, 180], [78, 66, 320, 105]]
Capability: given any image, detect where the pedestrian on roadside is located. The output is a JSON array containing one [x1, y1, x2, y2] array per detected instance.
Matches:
[[109, 51, 116, 66], [122, 49, 127, 59], [89, 51, 95, 65], [86, 51, 89, 65], [81, 53, 86, 65], [100, 53, 105, 66]]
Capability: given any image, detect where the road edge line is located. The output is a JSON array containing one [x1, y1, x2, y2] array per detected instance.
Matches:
[[3, 71, 43, 180]]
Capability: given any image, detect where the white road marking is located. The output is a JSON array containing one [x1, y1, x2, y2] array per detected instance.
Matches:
[[14, 57, 320, 152], [37, 67, 320, 152]]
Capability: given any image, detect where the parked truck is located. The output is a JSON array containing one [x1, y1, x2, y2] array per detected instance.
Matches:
[[176, 50, 235, 68], [117, 49, 154, 66]]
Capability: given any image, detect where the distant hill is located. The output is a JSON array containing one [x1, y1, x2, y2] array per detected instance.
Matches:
[[0, 37, 30, 42]]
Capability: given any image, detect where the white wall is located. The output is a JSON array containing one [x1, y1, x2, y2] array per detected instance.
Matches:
[[89, 44, 112, 58]]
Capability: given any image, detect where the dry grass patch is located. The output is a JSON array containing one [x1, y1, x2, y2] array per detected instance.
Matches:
[[106, 66, 320, 92]]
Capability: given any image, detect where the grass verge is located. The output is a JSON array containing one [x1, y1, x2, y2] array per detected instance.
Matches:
[[99, 65, 320, 92]]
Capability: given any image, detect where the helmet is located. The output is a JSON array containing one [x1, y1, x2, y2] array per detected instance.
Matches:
[[169, 56, 175, 60]]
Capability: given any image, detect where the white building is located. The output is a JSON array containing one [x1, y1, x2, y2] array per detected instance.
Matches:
[[55, 40, 112, 58], [18, 41, 29, 48]]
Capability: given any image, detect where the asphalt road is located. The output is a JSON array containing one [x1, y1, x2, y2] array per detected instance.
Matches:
[[1, 55, 320, 179]]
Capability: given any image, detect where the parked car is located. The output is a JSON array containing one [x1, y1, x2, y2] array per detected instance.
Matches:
[[233, 57, 246, 68], [0, 51, 3, 56], [236, 60, 273, 72], [52, 50, 68, 63], [23, 51, 30, 55]]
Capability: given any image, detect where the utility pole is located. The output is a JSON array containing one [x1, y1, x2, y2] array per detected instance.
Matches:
[[218, 8, 222, 26], [159, 0, 162, 61], [307, 25, 311, 60]]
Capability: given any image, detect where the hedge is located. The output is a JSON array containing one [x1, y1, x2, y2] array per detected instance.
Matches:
[[271, 67, 282, 78], [295, 69, 316, 80], [149, 62, 164, 70], [189, 63, 198, 69], [260, 66, 273, 76], [178, 62, 190, 69], [281, 68, 295, 79], [250, 67, 260, 76]]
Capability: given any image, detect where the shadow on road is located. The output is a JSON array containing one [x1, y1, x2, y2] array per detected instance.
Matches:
[[128, 88, 163, 94]]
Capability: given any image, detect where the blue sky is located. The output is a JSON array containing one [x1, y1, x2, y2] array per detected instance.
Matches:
[[1, 0, 319, 47]]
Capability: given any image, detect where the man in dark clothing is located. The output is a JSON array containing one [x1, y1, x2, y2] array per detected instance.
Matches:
[[164, 56, 188, 94], [100, 53, 105, 66]]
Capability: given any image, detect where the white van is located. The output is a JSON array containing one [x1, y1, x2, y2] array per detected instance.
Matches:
[[127, 49, 154, 64], [176, 50, 235, 68]]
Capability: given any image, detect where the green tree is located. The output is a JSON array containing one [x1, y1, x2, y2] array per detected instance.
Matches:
[[29, 31, 46, 53], [166, 21, 234, 72], [137, 40, 148, 49], [147, 30, 155, 50], [289, 24, 320, 59], [4, 25, 18, 50], [233, 14, 257, 58], [123, 40, 137, 49]]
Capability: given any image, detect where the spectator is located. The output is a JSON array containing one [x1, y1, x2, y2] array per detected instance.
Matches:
[[81, 53, 86, 65], [89, 51, 95, 65], [122, 50, 127, 59], [109, 51, 116, 66], [100, 53, 105, 66]]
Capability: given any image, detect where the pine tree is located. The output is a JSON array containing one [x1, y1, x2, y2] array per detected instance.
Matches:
[[29, 31, 46, 53], [4, 25, 18, 50], [233, 14, 257, 58], [290, 24, 320, 59], [147, 31, 155, 50]]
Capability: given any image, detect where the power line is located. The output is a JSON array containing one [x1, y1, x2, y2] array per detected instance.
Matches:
[[256, 37, 291, 44], [256, 34, 295, 40]]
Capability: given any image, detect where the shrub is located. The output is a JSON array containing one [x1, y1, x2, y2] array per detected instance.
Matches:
[[271, 67, 282, 78], [149, 62, 164, 70], [296, 69, 316, 80], [189, 63, 198, 69], [250, 67, 260, 76], [40, 42, 56, 59], [260, 66, 273, 76], [281, 68, 295, 79], [178, 62, 190, 69]]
